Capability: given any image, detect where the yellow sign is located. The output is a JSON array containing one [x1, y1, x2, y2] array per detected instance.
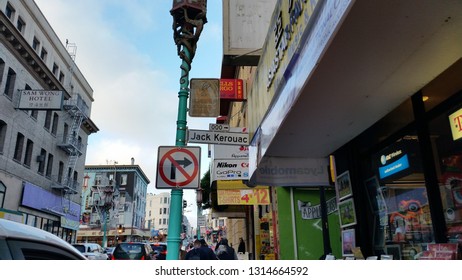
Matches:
[[217, 188, 270, 205], [449, 108, 462, 140]]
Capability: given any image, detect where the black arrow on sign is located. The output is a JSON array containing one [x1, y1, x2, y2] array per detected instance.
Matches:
[[170, 157, 193, 180]]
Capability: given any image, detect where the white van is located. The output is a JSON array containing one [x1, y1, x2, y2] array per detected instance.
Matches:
[[72, 243, 108, 260]]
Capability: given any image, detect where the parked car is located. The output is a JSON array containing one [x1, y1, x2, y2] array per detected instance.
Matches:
[[0, 218, 86, 260], [150, 242, 167, 260], [104, 247, 115, 260], [72, 243, 108, 260], [112, 242, 154, 260]]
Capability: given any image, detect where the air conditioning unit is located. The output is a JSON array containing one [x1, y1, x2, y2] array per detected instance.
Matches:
[[36, 155, 45, 162]]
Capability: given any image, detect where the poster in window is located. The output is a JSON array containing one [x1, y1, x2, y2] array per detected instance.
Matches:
[[341, 229, 355, 256], [338, 198, 357, 228], [336, 170, 352, 201]]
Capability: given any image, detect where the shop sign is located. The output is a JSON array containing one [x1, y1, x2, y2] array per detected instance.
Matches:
[[247, 0, 351, 147], [220, 79, 244, 100], [212, 145, 249, 160], [211, 159, 249, 181], [21, 182, 80, 227], [217, 188, 270, 205], [297, 197, 337, 220], [449, 108, 462, 141], [379, 153, 410, 179], [249, 156, 330, 187]]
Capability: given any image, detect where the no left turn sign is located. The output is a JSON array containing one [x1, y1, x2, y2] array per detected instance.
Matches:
[[156, 146, 201, 189]]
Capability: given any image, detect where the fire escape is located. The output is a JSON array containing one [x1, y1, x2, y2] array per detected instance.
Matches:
[[52, 42, 88, 198]]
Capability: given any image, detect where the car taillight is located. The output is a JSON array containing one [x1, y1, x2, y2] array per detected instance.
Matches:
[[111, 255, 115, 260], [141, 255, 145, 260]]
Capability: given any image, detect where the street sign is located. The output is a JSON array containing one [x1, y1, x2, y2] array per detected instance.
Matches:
[[209, 123, 230, 132], [156, 146, 201, 189], [187, 129, 249, 146]]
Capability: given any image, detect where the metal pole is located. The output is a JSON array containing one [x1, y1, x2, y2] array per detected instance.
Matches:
[[102, 209, 107, 247], [166, 46, 190, 260]]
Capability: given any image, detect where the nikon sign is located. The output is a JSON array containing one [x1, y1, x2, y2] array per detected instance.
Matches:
[[17, 90, 64, 110]]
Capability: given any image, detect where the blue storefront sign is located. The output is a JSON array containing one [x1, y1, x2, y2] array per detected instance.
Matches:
[[21, 182, 81, 230]]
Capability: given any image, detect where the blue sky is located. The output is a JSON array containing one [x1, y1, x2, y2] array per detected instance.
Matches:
[[34, 0, 223, 226]]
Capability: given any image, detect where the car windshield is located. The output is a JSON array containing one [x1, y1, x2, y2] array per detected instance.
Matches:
[[151, 244, 167, 252], [72, 245, 86, 253], [113, 243, 145, 260]]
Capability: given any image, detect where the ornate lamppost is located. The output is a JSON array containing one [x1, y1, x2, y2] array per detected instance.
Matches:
[[167, 0, 207, 260]]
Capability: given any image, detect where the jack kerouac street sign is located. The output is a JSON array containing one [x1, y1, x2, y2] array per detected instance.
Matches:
[[156, 146, 201, 189], [187, 129, 249, 146]]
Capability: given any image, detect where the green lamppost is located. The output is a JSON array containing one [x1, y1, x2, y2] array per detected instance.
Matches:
[[167, 0, 207, 260]]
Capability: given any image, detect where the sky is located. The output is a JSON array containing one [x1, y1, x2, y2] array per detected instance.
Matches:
[[34, 0, 223, 228]]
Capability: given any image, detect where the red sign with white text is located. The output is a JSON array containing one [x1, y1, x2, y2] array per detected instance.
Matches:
[[220, 79, 244, 100]]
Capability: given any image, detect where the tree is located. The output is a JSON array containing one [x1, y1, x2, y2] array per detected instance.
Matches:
[[200, 169, 211, 209]]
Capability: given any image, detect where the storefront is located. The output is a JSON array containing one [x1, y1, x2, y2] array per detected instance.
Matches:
[[333, 59, 462, 259]]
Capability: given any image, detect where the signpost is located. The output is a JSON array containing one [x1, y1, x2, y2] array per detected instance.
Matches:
[[156, 146, 201, 189], [187, 129, 249, 145]]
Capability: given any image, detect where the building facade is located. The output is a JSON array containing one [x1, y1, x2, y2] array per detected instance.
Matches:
[[0, 0, 97, 243], [145, 192, 171, 237], [217, 0, 462, 260], [77, 163, 150, 246]]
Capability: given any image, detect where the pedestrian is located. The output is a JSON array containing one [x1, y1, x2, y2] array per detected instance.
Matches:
[[184, 239, 205, 260], [199, 238, 218, 260], [216, 238, 238, 260], [238, 237, 245, 254]]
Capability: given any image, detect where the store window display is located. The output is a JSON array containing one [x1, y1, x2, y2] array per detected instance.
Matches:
[[366, 135, 435, 259], [429, 107, 462, 258]]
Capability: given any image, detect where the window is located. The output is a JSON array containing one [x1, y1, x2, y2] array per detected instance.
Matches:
[[163, 208, 167, 214], [46, 153, 53, 178], [4, 68, 16, 99], [23, 139, 33, 167], [37, 148, 46, 174], [44, 111, 52, 130], [164, 197, 167, 204], [0, 58, 5, 85], [120, 174, 127, 185], [13, 132, 24, 162], [30, 110, 38, 120], [58, 161, 64, 183], [32, 37, 40, 52], [16, 16, 25, 33], [149, 210, 151, 217], [0, 120, 6, 154], [159, 208, 162, 215], [52, 63, 58, 76], [59, 71, 65, 84], [0, 181, 6, 208], [63, 123, 69, 143], [5, 2, 15, 20], [51, 113, 59, 135], [40, 48, 47, 61]]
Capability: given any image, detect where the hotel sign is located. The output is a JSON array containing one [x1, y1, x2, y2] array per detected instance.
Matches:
[[449, 108, 462, 141], [17, 90, 64, 110]]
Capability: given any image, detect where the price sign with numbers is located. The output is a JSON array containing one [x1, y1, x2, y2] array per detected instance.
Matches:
[[217, 188, 270, 205]]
